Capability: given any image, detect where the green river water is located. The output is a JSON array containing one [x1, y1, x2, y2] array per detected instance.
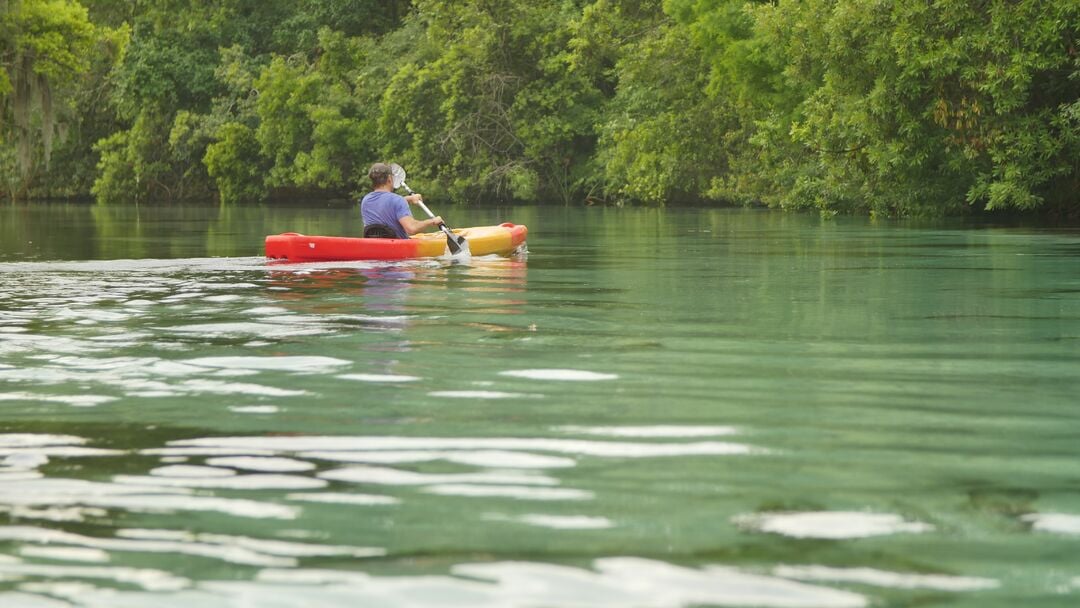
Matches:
[[0, 202, 1078, 607]]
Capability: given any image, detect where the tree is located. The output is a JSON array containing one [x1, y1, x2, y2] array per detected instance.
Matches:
[[669, 0, 1080, 215], [0, 0, 103, 197]]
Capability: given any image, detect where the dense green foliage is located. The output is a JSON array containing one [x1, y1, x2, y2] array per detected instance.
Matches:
[[1, 0, 1076, 215]]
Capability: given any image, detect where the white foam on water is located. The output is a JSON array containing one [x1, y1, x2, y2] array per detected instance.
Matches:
[[183, 356, 351, 372], [1021, 512, 1080, 535], [556, 425, 738, 437], [206, 457, 315, 473], [500, 369, 619, 381], [318, 465, 557, 487], [773, 565, 999, 591], [285, 492, 400, 506], [734, 512, 934, 539], [114, 474, 325, 491], [428, 391, 543, 399], [301, 449, 575, 469], [423, 484, 593, 501], [173, 436, 755, 458], [337, 373, 420, 383]]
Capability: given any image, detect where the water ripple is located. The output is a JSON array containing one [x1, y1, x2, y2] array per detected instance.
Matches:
[[183, 356, 352, 373], [733, 512, 934, 539], [500, 369, 619, 381], [1021, 512, 1080, 535], [773, 565, 999, 592], [114, 473, 326, 490], [173, 435, 756, 458], [555, 425, 738, 438]]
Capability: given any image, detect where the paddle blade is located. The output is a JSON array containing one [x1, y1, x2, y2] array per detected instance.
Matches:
[[443, 229, 469, 256], [390, 163, 406, 190]]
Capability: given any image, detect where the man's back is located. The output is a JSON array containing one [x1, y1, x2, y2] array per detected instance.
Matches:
[[361, 191, 410, 239]]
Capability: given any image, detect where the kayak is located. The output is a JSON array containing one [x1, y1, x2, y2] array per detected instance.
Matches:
[[265, 223, 527, 262]]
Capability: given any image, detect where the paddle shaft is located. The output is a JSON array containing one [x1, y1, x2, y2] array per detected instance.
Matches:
[[399, 182, 464, 254]]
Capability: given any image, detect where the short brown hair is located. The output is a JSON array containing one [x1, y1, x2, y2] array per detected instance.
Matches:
[[368, 163, 392, 187]]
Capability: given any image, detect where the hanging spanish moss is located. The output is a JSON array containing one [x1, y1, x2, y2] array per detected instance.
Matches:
[[7, 55, 58, 178], [0, 0, 101, 198]]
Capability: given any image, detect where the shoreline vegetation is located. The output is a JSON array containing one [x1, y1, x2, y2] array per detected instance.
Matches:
[[1, 0, 1076, 217]]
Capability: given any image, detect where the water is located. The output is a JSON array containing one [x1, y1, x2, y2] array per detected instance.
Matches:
[[0, 202, 1078, 607]]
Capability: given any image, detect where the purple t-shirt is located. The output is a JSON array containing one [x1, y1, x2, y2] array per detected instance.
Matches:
[[360, 191, 411, 239]]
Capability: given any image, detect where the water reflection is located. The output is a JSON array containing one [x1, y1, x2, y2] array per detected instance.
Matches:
[[0, 428, 1015, 605], [0, 558, 875, 607], [0, 429, 804, 606], [0, 255, 530, 410], [2, 206, 1078, 606]]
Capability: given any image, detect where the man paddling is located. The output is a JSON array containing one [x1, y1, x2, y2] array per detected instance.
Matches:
[[360, 162, 443, 239]]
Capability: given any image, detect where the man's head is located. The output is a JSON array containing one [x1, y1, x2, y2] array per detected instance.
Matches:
[[368, 163, 393, 188]]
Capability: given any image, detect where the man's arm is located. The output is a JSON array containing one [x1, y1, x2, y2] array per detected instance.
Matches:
[[399, 214, 444, 236]]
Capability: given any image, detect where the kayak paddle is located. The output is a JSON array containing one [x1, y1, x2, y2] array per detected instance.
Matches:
[[389, 164, 469, 256]]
